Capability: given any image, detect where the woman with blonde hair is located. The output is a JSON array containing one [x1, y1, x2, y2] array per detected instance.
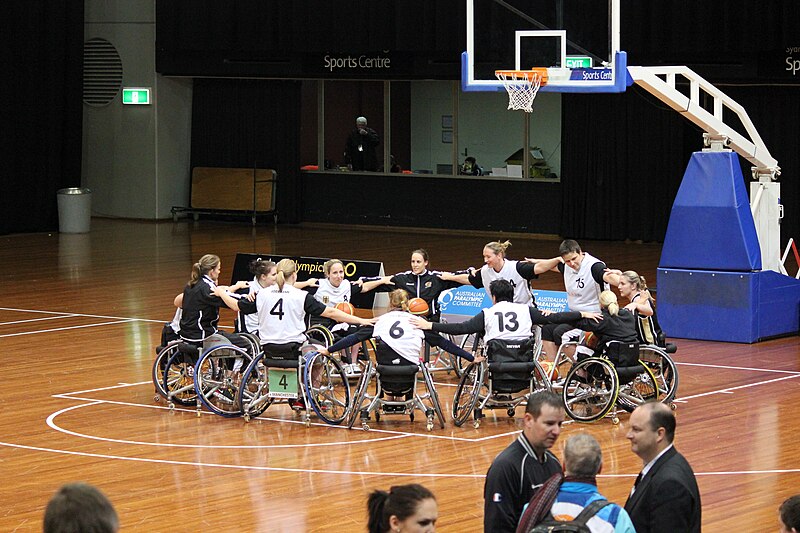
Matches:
[[573, 290, 638, 355], [441, 240, 561, 306], [215, 258, 372, 348], [613, 269, 667, 346], [319, 288, 478, 367]]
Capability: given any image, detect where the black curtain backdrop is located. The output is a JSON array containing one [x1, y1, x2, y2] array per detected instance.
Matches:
[[190, 79, 302, 222], [560, 85, 800, 243], [0, 3, 84, 235]]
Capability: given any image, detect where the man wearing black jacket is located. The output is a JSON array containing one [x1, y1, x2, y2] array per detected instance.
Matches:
[[625, 402, 702, 533]]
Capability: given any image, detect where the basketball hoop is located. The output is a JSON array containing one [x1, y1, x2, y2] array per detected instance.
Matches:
[[495, 68, 549, 113]]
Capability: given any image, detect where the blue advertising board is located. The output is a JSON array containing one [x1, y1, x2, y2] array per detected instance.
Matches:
[[532, 290, 570, 312]]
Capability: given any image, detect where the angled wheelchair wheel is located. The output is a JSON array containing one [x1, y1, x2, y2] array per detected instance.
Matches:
[[562, 357, 618, 423], [420, 364, 446, 429], [304, 351, 351, 425], [163, 349, 199, 406], [347, 361, 374, 429], [305, 324, 334, 348], [194, 344, 253, 417], [152, 342, 181, 401], [615, 363, 658, 413], [639, 346, 679, 405], [452, 362, 486, 427], [238, 332, 261, 357], [238, 353, 273, 421], [531, 359, 554, 394]]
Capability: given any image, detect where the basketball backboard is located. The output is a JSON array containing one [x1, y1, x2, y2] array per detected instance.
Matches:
[[463, 0, 629, 93]]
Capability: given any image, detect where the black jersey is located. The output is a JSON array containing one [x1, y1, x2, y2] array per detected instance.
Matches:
[[372, 269, 461, 320], [179, 275, 224, 342]]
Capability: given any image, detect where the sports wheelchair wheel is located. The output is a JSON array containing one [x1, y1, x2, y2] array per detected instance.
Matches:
[[347, 361, 374, 429], [304, 351, 351, 425], [305, 324, 334, 348], [194, 344, 253, 417], [152, 342, 181, 402], [452, 362, 486, 427], [562, 357, 618, 423], [615, 362, 658, 413], [237, 353, 273, 421], [639, 345, 679, 405], [419, 364, 445, 429], [163, 345, 200, 406]]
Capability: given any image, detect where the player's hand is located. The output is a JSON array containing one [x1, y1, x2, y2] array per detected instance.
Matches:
[[409, 316, 432, 330], [581, 311, 603, 322], [472, 355, 486, 364], [539, 309, 553, 316], [624, 302, 638, 312]]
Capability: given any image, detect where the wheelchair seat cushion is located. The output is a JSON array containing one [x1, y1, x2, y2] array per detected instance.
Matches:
[[262, 342, 302, 360], [486, 338, 535, 364], [177, 342, 200, 356], [263, 358, 300, 369], [376, 364, 418, 394]]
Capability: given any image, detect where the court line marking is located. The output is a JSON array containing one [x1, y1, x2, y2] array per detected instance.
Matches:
[[677, 373, 800, 401], [2, 438, 799, 480], [0, 319, 136, 338], [46, 402, 412, 449], [0, 306, 165, 324], [0, 440, 486, 479], [676, 361, 800, 375], [0, 315, 79, 326]]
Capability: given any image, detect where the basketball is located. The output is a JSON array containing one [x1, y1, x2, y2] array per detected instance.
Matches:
[[408, 297, 429, 316], [539, 360, 559, 380], [335, 301, 355, 315], [583, 332, 598, 349]]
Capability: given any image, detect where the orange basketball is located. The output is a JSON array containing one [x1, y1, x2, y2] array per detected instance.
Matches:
[[540, 360, 559, 380], [583, 332, 598, 349], [335, 301, 355, 315], [408, 297, 429, 316]]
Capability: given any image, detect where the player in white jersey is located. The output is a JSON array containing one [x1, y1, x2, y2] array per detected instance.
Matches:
[[411, 280, 600, 344], [319, 289, 478, 367], [215, 258, 372, 348], [441, 240, 561, 306], [540, 240, 621, 359]]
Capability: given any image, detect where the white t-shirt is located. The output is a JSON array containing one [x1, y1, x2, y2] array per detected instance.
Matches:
[[313, 278, 352, 307], [256, 284, 313, 344], [372, 310, 425, 364], [479, 260, 532, 305], [482, 300, 535, 342], [564, 252, 608, 313]]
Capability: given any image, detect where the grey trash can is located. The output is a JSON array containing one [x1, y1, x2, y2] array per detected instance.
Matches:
[[57, 187, 92, 233]]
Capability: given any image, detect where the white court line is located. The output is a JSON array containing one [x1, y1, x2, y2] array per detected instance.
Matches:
[[678, 373, 800, 401], [0, 314, 79, 326], [0, 306, 165, 324], [0, 440, 485, 478], [0, 319, 136, 338], [677, 361, 800, 375], [46, 402, 411, 449], [3, 439, 799, 479]]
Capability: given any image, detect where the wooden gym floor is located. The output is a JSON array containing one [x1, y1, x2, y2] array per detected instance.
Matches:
[[1, 219, 798, 531]]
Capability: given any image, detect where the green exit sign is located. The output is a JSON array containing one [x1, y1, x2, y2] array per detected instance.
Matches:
[[565, 56, 593, 69], [122, 87, 151, 105]]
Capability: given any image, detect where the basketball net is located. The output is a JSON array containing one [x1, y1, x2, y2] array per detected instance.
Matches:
[[495, 70, 544, 113]]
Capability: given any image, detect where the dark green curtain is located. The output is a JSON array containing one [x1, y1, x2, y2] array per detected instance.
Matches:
[[190, 79, 303, 222], [0, 3, 84, 235]]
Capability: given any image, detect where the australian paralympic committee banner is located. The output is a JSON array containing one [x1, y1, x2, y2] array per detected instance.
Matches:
[[531, 290, 570, 313], [438, 287, 569, 324], [230, 253, 387, 309]]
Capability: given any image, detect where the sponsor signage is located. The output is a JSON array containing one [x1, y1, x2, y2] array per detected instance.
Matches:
[[565, 55, 593, 68], [438, 286, 492, 322], [532, 290, 570, 313], [231, 253, 385, 309]]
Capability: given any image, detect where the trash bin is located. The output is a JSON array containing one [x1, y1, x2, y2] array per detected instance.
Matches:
[[57, 187, 92, 233]]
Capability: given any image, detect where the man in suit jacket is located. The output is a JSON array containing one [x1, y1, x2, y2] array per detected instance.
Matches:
[[624, 402, 701, 533]]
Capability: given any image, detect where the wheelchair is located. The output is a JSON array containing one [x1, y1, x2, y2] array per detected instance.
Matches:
[[160, 333, 260, 417], [452, 336, 552, 428], [346, 339, 446, 432], [561, 340, 661, 424], [152, 340, 183, 403], [237, 337, 351, 426], [638, 343, 679, 409]]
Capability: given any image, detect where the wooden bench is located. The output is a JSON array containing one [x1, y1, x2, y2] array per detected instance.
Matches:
[[171, 167, 277, 225]]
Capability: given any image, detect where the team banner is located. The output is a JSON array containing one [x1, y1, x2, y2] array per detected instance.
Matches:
[[532, 290, 570, 312], [231, 253, 386, 309]]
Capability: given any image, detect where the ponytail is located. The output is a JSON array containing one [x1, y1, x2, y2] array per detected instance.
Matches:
[[485, 240, 511, 257], [275, 258, 297, 291], [189, 254, 220, 287], [389, 289, 410, 312], [599, 290, 620, 316]]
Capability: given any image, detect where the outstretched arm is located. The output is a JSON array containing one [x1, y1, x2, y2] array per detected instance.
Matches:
[[529, 256, 563, 274]]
